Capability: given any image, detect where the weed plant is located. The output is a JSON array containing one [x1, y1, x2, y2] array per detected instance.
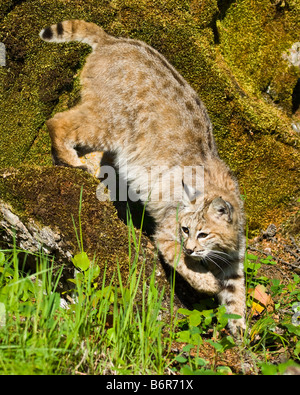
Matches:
[[0, 208, 172, 374]]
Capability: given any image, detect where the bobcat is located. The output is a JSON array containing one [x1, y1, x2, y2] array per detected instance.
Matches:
[[40, 20, 246, 334]]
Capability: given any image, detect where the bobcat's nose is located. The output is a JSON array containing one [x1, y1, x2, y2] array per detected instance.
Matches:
[[185, 248, 193, 255]]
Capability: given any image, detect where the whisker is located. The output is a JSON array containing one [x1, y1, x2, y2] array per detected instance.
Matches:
[[205, 255, 225, 276], [209, 251, 232, 267], [218, 256, 232, 266], [214, 250, 231, 257], [212, 250, 233, 261]]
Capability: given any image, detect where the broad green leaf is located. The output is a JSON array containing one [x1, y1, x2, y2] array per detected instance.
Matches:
[[261, 363, 278, 375], [284, 323, 300, 336], [191, 333, 202, 346], [176, 329, 202, 345], [206, 339, 224, 352], [177, 330, 192, 343], [246, 253, 258, 261], [107, 327, 116, 343], [195, 357, 208, 367], [189, 326, 201, 335], [71, 251, 90, 271], [177, 308, 192, 316], [180, 365, 193, 375], [182, 344, 194, 353], [294, 341, 300, 356], [91, 264, 100, 280], [217, 366, 233, 375], [202, 309, 214, 326], [260, 257, 277, 265], [189, 310, 201, 327], [219, 335, 236, 351], [175, 355, 187, 363]]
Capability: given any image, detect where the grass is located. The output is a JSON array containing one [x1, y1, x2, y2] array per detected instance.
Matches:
[[0, 211, 174, 375], [0, 209, 299, 375]]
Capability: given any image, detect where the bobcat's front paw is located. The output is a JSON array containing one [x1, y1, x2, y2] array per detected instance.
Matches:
[[228, 316, 246, 340]]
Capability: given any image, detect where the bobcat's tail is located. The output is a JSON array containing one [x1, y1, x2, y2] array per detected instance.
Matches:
[[39, 20, 109, 49]]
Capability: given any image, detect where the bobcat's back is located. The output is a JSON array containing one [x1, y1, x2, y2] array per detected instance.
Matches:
[[40, 20, 220, 216]]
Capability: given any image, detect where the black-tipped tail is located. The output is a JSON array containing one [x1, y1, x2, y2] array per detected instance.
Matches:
[[39, 20, 107, 48]]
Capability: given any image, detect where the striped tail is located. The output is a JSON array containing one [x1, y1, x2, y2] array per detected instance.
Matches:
[[39, 20, 109, 49]]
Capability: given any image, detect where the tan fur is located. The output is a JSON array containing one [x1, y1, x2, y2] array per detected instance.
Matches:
[[40, 20, 246, 334]]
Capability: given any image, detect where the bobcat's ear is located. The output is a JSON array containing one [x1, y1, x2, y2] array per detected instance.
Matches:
[[209, 197, 233, 222], [182, 180, 201, 205]]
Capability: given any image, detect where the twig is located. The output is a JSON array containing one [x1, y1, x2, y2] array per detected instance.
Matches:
[[283, 244, 300, 262], [247, 246, 299, 270], [290, 236, 300, 253]]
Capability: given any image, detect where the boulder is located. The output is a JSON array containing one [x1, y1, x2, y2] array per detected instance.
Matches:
[[0, 166, 208, 311], [0, 166, 135, 276], [0, 1, 299, 233]]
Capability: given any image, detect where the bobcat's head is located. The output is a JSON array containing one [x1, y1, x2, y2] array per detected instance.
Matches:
[[179, 196, 242, 270]]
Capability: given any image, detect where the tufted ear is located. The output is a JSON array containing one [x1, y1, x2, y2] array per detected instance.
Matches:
[[209, 197, 233, 222], [182, 180, 201, 205]]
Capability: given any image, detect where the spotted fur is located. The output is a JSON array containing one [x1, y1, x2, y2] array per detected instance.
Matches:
[[40, 20, 246, 334]]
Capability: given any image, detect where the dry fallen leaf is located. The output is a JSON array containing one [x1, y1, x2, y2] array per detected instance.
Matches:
[[248, 284, 273, 316]]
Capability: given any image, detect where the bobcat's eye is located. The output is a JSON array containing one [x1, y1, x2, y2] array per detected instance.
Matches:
[[197, 232, 208, 239], [181, 226, 189, 235]]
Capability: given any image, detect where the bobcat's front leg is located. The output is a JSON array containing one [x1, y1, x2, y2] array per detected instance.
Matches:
[[155, 224, 246, 335], [217, 268, 246, 335], [155, 227, 222, 295]]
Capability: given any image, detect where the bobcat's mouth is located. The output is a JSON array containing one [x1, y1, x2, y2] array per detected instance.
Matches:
[[184, 247, 236, 269], [191, 251, 205, 258], [184, 248, 206, 260]]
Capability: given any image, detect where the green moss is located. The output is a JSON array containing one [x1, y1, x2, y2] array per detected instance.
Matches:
[[217, 0, 300, 109], [0, 0, 299, 234], [0, 0, 114, 168]]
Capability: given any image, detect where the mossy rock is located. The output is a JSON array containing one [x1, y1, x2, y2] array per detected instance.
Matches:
[[0, 167, 138, 277], [0, 166, 160, 293], [0, 0, 299, 235]]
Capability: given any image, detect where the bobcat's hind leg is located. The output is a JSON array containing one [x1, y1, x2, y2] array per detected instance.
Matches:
[[46, 106, 99, 173]]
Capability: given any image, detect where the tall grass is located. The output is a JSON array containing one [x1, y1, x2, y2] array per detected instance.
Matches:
[[0, 207, 173, 375], [1, 195, 299, 375], [0, 249, 68, 374]]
